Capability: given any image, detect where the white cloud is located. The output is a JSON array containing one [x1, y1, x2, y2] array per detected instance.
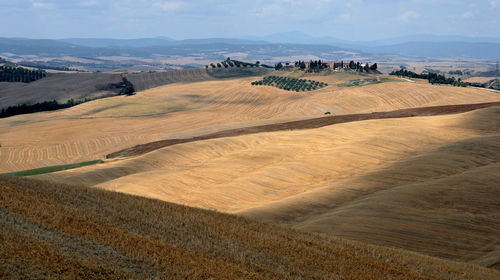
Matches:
[[254, 4, 283, 17], [489, 0, 500, 8], [462, 11, 473, 18], [79, 0, 99, 7], [153, 1, 183, 11], [340, 13, 351, 20], [32, 2, 54, 9], [254, 0, 339, 22], [397, 10, 420, 22]]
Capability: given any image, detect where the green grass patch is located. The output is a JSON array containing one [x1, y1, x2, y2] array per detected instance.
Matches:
[[8, 160, 102, 176], [342, 77, 389, 87], [252, 76, 328, 92]]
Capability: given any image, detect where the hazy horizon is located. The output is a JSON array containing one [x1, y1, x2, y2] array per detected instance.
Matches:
[[4, 32, 500, 42], [1, 0, 499, 41]]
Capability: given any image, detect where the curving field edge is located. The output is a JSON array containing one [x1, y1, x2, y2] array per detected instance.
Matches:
[[107, 101, 500, 159]]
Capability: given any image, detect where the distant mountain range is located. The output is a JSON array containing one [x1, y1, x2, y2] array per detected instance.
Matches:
[[59, 37, 268, 48], [1, 32, 499, 59], [244, 32, 500, 58], [0, 37, 347, 61], [247, 31, 500, 46]]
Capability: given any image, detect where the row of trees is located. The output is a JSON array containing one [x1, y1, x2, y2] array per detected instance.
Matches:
[[207, 58, 267, 69], [0, 66, 46, 83], [274, 62, 291, 70], [390, 69, 428, 79], [251, 76, 328, 92], [208, 61, 255, 69], [206, 58, 379, 73], [293, 60, 329, 72], [347, 61, 378, 72], [292, 60, 378, 73], [308, 60, 329, 73], [390, 69, 484, 88], [0, 99, 89, 119], [294, 61, 308, 70]]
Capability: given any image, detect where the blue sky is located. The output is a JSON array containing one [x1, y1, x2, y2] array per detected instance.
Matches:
[[1, 0, 499, 40]]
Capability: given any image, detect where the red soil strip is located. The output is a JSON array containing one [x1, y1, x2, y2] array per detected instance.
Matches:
[[107, 102, 500, 159]]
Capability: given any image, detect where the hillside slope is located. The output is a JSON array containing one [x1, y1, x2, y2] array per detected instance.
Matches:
[[1, 175, 498, 279], [242, 135, 500, 268], [124, 68, 214, 92], [0, 67, 267, 111], [0, 68, 218, 110], [125, 67, 271, 92], [1, 75, 499, 172], [0, 73, 122, 109], [35, 106, 500, 269]]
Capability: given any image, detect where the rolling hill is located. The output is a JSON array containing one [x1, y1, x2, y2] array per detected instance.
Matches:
[[247, 32, 500, 58], [1, 73, 499, 172], [24, 97, 500, 270], [1, 174, 498, 279], [0, 72, 122, 109], [3, 35, 500, 60], [0, 67, 275, 111], [1, 70, 499, 277]]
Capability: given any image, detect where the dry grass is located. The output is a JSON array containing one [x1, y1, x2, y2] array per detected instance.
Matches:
[[105, 102, 500, 159], [125, 68, 215, 92], [0, 73, 123, 109], [1, 74, 499, 172], [0, 68, 218, 111], [34, 106, 500, 269], [1, 174, 498, 279], [1, 71, 500, 277], [464, 77, 496, 83], [243, 136, 500, 266]]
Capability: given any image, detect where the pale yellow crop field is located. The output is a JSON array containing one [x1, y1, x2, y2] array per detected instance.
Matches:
[[37, 106, 500, 268], [1, 74, 499, 172], [465, 77, 496, 83], [2, 71, 500, 271]]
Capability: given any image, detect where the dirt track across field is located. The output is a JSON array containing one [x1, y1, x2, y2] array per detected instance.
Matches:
[[107, 101, 500, 159]]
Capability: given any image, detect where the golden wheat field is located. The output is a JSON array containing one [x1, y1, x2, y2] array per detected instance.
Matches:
[[1, 71, 500, 278]]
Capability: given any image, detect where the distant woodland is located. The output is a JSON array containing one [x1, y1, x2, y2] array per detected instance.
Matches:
[[0, 99, 85, 118], [0, 66, 46, 83], [389, 69, 498, 89]]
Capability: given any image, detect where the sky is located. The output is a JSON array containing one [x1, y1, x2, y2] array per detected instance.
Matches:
[[1, 0, 499, 40]]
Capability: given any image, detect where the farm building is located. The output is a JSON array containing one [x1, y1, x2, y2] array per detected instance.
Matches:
[[328, 62, 350, 69]]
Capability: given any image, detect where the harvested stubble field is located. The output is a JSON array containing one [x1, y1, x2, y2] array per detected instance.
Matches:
[[1, 70, 500, 278], [33, 105, 500, 271], [0, 72, 123, 109], [464, 77, 497, 83], [1, 73, 499, 172], [1, 67, 257, 111], [1, 175, 499, 279]]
